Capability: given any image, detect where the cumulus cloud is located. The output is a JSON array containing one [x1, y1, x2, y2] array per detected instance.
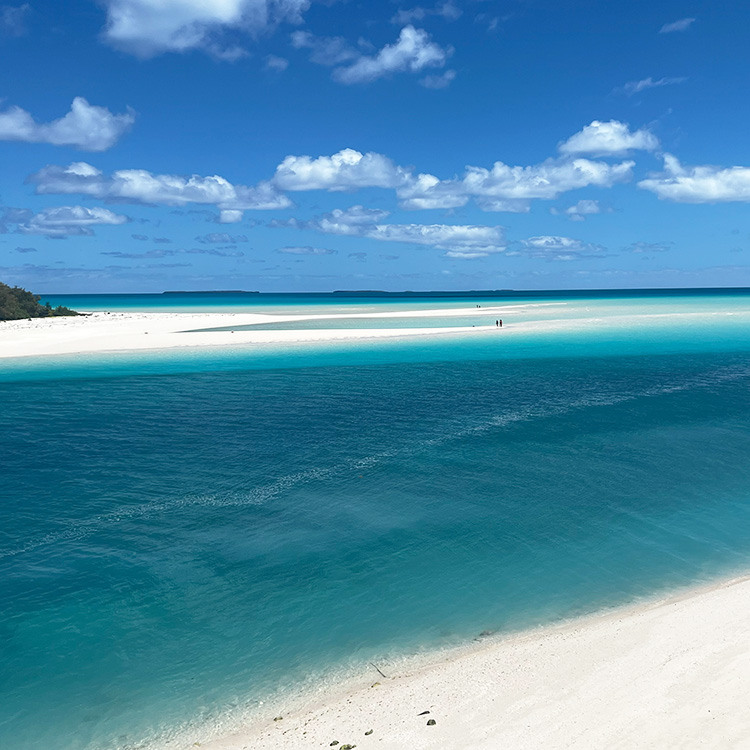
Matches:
[[0, 97, 135, 151], [334, 26, 451, 84], [277, 246, 336, 254], [517, 236, 608, 261], [28, 161, 291, 222], [294, 26, 452, 85], [3, 205, 128, 238], [560, 199, 602, 221], [398, 158, 634, 211], [558, 120, 659, 157], [659, 17, 695, 33], [101, 0, 310, 58], [274, 148, 409, 191], [620, 76, 687, 96], [218, 209, 245, 223], [1, 3, 29, 36], [272, 147, 634, 211], [288, 205, 506, 258], [638, 155, 750, 203]]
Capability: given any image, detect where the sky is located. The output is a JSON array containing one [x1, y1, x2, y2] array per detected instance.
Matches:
[[1, 0, 749, 293]]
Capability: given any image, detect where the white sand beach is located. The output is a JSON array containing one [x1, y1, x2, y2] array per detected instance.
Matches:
[[0, 306, 514, 358], [3, 303, 748, 360], [200, 574, 750, 750]]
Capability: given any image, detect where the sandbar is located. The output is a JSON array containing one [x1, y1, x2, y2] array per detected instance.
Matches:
[[0, 307, 512, 359]]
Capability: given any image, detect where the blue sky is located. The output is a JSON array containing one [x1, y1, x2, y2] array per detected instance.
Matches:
[[1, 0, 749, 292]]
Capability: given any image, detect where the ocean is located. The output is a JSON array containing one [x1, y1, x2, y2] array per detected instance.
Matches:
[[3, 289, 750, 749]]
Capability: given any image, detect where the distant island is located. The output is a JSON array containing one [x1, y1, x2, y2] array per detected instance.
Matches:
[[162, 290, 259, 295], [0, 282, 79, 321]]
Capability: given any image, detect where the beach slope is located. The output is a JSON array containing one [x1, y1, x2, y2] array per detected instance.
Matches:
[[205, 576, 750, 750]]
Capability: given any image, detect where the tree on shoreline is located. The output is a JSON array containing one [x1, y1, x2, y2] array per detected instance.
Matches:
[[0, 282, 79, 321]]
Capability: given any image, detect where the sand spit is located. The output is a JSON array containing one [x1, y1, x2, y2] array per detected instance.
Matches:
[[0, 307, 511, 359]]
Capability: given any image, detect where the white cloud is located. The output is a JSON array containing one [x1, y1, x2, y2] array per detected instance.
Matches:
[[391, 2, 461, 24], [627, 241, 672, 253], [264, 54, 289, 71], [304, 205, 391, 235], [562, 199, 601, 221], [274, 148, 409, 191], [659, 17, 695, 33], [620, 76, 687, 96], [558, 120, 659, 157], [290, 205, 506, 258], [0, 97, 135, 151], [332, 26, 452, 84], [6, 206, 128, 237], [638, 154, 750, 203], [102, 0, 310, 57], [28, 162, 291, 222], [219, 209, 245, 223], [396, 172, 472, 209], [517, 236, 608, 261], [272, 144, 634, 213], [290, 30, 359, 66], [398, 158, 634, 211], [419, 69, 456, 89], [272, 146, 634, 211], [277, 245, 336, 254], [1, 3, 29, 36]]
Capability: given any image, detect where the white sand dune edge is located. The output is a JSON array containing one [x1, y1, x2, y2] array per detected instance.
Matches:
[[201, 575, 750, 750], [0, 308, 510, 359]]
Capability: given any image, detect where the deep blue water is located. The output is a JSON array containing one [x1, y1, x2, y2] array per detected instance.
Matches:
[[4, 290, 750, 749]]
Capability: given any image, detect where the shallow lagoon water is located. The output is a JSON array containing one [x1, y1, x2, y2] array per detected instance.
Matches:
[[4, 290, 750, 749]]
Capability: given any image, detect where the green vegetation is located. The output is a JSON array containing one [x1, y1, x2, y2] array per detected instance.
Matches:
[[0, 282, 79, 321]]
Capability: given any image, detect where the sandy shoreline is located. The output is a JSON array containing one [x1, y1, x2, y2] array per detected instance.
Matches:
[[191, 574, 750, 750], [3, 305, 748, 360], [0, 307, 511, 359]]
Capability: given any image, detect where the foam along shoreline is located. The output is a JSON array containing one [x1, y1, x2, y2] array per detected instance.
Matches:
[[0, 307, 514, 359], [198, 574, 750, 750]]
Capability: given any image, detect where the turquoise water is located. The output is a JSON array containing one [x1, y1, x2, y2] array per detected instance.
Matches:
[[4, 290, 750, 749]]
